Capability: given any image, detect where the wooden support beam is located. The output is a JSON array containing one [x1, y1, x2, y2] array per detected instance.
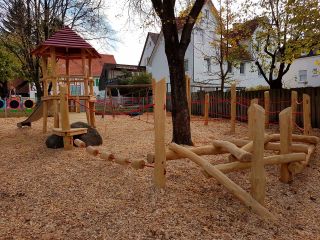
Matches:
[[89, 101, 96, 128], [279, 107, 293, 183], [42, 101, 48, 133], [153, 78, 166, 188], [264, 91, 270, 128], [230, 83, 236, 132], [212, 140, 252, 161], [204, 93, 209, 126], [147, 145, 227, 163], [291, 91, 297, 131], [50, 47, 59, 128], [303, 94, 311, 135], [75, 96, 80, 113], [168, 143, 275, 221], [60, 85, 72, 150], [250, 104, 266, 205], [209, 153, 306, 174], [248, 99, 258, 140]]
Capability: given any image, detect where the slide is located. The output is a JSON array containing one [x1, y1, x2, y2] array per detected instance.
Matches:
[[17, 101, 50, 128]]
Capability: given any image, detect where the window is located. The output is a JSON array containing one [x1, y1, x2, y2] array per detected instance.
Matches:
[[312, 68, 319, 76], [184, 59, 189, 71], [240, 62, 245, 74], [299, 70, 307, 82], [145, 57, 150, 66], [227, 62, 233, 73], [95, 78, 99, 86], [205, 9, 209, 19], [197, 29, 204, 44], [204, 58, 211, 72]]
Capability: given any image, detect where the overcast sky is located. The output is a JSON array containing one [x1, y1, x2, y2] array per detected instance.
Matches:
[[91, 1, 157, 65]]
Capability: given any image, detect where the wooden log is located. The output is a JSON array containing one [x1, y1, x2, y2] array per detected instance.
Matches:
[[147, 145, 228, 163], [288, 144, 316, 174], [75, 96, 80, 113], [74, 139, 86, 148], [250, 104, 266, 205], [100, 152, 115, 161], [43, 101, 48, 133], [230, 83, 236, 133], [212, 140, 252, 161], [279, 107, 293, 183], [114, 158, 130, 165], [168, 143, 275, 221], [131, 159, 146, 169], [202, 153, 306, 175], [228, 139, 309, 154], [228, 135, 273, 162], [270, 134, 319, 144], [60, 85, 72, 150], [264, 91, 270, 128], [291, 91, 297, 131], [204, 93, 209, 126], [303, 94, 311, 135], [86, 146, 99, 156], [248, 99, 259, 140], [153, 79, 166, 188], [89, 101, 96, 128]]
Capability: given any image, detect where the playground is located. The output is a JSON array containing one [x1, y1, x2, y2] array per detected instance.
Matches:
[[1, 115, 320, 239]]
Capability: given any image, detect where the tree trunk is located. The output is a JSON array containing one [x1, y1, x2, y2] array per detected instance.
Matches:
[[269, 79, 282, 89], [167, 54, 193, 145]]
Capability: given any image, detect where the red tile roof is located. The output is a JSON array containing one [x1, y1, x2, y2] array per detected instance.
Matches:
[[57, 54, 116, 76], [32, 26, 101, 59]]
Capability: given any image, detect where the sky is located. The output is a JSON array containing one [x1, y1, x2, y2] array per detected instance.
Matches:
[[91, 1, 157, 65]]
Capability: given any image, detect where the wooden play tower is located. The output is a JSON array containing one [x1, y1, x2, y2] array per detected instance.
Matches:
[[32, 26, 100, 133]]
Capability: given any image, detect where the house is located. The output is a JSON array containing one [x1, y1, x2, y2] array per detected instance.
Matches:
[[139, 3, 320, 90], [29, 54, 116, 99], [139, 0, 222, 92]]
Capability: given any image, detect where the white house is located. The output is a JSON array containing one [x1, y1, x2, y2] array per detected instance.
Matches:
[[139, 0, 222, 91], [139, 2, 320, 90]]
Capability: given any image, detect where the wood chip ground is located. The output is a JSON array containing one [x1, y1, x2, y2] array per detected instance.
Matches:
[[0, 114, 319, 239]]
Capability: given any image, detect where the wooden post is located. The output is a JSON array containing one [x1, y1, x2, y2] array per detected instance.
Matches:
[[88, 58, 94, 96], [303, 94, 311, 135], [249, 104, 266, 205], [264, 91, 270, 128], [186, 76, 191, 116], [153, 78, 166, 188], [50, 47, 59, 128], [248, 98, 259, 139], [89, 101, 96, 128], [230, 83, 236, 133], [291, 91, 297, 130], [279, 107, 293, 183], [81, 50, 90, 124], [41, 57, 48, 133], [60, 85, 72, 150], [204, 93, 209, 125], [75, 96, 80, 113]]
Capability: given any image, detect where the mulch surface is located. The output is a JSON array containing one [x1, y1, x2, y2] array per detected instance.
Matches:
[[0, 114, 319, 239]]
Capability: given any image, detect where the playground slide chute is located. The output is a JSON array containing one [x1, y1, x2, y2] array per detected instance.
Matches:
[[17, 101, 51, 128]]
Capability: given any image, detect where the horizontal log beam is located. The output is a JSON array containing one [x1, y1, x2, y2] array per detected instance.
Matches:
[[212, 140, 252, 162]]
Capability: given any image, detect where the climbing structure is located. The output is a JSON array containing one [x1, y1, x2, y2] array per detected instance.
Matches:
[[30, 26, 100, 133]]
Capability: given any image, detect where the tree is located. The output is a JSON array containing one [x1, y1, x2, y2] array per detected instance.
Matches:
[[130, 0, 206, 145], [0, 44, 23, 98], [0, 0, 115, 102], [242, 0, 320, 89]]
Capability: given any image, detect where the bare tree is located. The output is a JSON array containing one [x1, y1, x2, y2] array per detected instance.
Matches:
[[0, 0, 115, 102]]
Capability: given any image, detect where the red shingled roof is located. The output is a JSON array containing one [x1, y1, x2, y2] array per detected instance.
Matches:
[[57, 54, 116, 76], [32, 26, 101, 59]]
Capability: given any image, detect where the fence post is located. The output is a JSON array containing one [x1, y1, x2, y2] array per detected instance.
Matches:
[[291, 91, 297, 130], [264, 91, 270, 128], [303, 94, 311, 135], [248, 98, 259, 140], [250, 103, 266, 205], [154, 78, 167, 188], [230, 83, 236, 133], [186, 76, 191, 116], [279, 107, 293, 183], [204, 93, 209, 125]]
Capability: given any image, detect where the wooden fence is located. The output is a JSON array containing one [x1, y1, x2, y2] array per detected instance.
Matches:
[[167, 87, 320, 128]]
